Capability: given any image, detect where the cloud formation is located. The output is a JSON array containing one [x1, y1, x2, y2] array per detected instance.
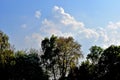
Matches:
[[99, 21, 120, 48], [26, 6, 120, 53], [40, 6, 90, 37], [53, 6, 84, 30]]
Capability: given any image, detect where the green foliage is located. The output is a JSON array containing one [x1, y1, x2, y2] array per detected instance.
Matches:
[[57, 36, 82, 79], [67, 60, 95, 80], [0, 31, 15, 79], [2, 30, 120, 80], [0, 31, 10, 51], [87, 45, 103, 64], [12, 50, 48, 80], [97, 45, 120, 80], [67, 45, 120, 80], [0, 31, 48, 80], [41, 35, 59, 80], [41, 35, 83, 80]]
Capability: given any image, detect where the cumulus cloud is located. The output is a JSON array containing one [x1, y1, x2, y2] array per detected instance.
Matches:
[[53, 6, 84, 30], [26, 6, 120, 52], [26, 6, 101, 49], [100, 21, 120, 48], [35, 10, 41, 19], [40, 6, 97, 39], [79, 29, 99, 39]]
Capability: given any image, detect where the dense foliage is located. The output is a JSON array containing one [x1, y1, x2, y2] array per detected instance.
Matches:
[[41, 35, 82, 80], [0, 31, 48, 80], [67, 45, 120, 80], [1, 30, 120, 80]]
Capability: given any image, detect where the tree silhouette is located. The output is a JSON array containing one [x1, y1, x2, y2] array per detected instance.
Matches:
[[98, 45, 120, 80], [41, 35, 83, 80]]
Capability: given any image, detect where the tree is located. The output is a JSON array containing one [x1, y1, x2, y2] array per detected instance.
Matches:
[[79, 60, 92, 80], [0, 30, 49, 80], [12, 50, 49, 80], [41, 35, 59, 80], [41, 35, 83, 80], [0, 31, 12, 68], [67, 46, 103, 80], [67, 60, 95, 80], [97, 45, 120, 80], [87, 45, 103, 64], [57, 37, 83, 79], [0, 30, 15, 80]]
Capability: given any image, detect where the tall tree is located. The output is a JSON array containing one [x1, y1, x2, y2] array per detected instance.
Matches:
[[0, 30, 15, 80], [41, 35, 83, 80], [41, 35, 58, 80], [57, 37, 83, 79]]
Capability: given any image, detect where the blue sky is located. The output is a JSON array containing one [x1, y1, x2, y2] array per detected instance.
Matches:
[[1, 0, 120, 55]]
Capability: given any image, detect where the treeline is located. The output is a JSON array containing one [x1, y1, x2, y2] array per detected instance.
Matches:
[[68, 45, 120, 80], [0, 31, 48, 80], [1, 30, 120, 80]]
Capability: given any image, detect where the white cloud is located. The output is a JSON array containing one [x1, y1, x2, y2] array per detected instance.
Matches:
[[21, 24, 27, 28], [25, 6, 100, 50], [41, 19, 74, 37], [107, 21, 120, 30], [35, 10, 41, 19], [40, 6, 96, 39], [26, 6, 120, 53], [53, 6, 84, 30], [93, 21, 120, 48], [79, 28, 99, 39], [98, 28, 109, 43]]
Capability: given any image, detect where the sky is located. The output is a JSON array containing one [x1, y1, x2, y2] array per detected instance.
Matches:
[[1, 0, 120, 55]]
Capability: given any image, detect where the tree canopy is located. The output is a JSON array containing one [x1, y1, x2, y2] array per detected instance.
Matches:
[[1, 30, 120, 80], [0, 31, 48, 80], [41, 35, 83, 80]]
